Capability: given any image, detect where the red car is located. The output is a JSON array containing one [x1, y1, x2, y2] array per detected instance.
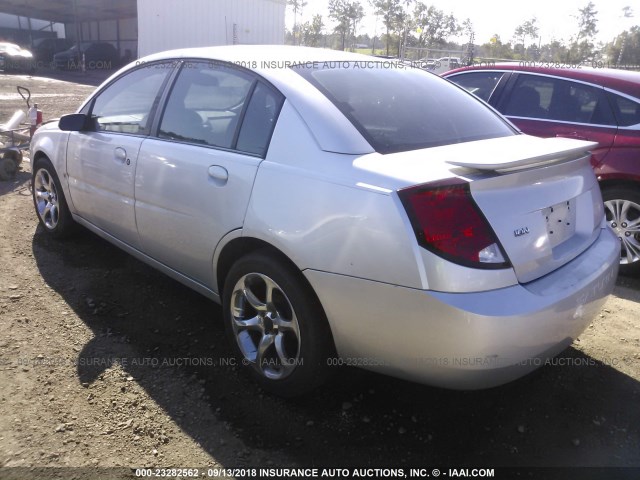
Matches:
[[444, 64, 640, 274]]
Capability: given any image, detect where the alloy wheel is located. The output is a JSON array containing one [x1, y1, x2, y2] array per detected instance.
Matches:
[[605, 198, 640, 266], [33, 168, 60, 230], [229, 272, 301, 380]]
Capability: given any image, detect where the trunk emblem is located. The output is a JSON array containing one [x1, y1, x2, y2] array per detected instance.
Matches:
[[514, 227, 530, 237]]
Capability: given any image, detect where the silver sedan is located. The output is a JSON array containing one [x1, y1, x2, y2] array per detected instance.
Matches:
[[30, 45, 619, 396]]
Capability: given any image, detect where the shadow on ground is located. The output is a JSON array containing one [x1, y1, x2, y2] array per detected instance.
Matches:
[[32, 226, 640, 469]]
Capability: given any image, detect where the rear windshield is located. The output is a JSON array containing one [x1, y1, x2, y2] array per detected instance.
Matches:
[[294, 62, 514, 154]]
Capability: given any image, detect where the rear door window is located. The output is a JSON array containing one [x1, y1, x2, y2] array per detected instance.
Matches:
[[503, 74, 616, 126], [159, 62, 254, 148]]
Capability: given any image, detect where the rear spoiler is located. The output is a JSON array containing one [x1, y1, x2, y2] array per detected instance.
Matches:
[[446, 136, 597, 173]]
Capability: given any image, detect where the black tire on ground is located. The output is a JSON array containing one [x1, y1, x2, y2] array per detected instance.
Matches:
[[602, 186, 640, 276], [222, 250, 334, 397], [0, 156, 18, 181], [32, 156, 76, 238]]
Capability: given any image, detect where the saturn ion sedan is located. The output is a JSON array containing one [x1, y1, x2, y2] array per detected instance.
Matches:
[[30, 46, 619, 396]]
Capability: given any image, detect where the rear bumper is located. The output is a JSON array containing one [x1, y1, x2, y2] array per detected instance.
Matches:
[[305, 227, 620, 389]]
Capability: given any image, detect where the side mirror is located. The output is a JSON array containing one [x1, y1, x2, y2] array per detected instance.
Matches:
[[59, 113, 91, 132]]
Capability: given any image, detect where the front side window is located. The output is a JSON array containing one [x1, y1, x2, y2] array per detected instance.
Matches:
[[503, 75, 616, 125], [159, 62, 254, 148], [448, 71, 505, 102], [294, 62, 514, 154], [90, 64, 171, 134]]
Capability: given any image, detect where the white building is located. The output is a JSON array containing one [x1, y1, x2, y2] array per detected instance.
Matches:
[[0, 0, 285, 60], [137, 0, 286, 57]]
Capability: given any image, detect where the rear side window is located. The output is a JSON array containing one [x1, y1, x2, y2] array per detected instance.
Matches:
[[236, 83, 284, 156], [448, 71, 505, 102], [503, 75, 616, 126], [294, 62, 514, 154], [608, 93, 640, 127]]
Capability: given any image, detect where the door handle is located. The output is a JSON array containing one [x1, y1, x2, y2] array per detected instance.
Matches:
[[114, 147, 129, 165], [208, 165, 228, 186]]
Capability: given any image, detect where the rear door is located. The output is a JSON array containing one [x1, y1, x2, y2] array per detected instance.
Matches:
[[66, 63, 173, 248], [496, 73, 618, 167], [135, 61, 284, 287]]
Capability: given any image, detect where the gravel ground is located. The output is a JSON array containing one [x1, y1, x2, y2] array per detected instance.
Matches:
[[1, 72, 639, 480]]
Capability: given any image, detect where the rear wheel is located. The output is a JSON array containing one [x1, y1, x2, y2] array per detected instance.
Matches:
[[602, 187, 640, 275], [32, 157, 76, 237], [222, 251, 334, 397]]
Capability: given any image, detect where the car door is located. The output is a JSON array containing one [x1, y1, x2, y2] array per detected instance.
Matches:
[[66, 63, 173, 248], [497, 73, 618, 167], [135, 61, 284, 288]]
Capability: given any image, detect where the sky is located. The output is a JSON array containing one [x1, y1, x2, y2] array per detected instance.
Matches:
[[285, 0, 637, 46]]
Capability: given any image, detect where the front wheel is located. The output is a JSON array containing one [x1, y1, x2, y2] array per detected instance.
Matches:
[[222, 251, 334, 396], [32, 157, 76, 237], [602, 186, 640, 275]]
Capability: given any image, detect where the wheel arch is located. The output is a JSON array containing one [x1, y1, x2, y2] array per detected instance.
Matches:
[[598, 177, 640, 194], [215, 234, 337, 356], [216, 235, 313, 300]]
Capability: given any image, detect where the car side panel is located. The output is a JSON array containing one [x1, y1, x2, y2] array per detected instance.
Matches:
[[241, 103, 423, 289], [30, 125, 75, 210], [505, 117, 616, 167], [66, 131, 143, 249], [134, 140, 261, 287]]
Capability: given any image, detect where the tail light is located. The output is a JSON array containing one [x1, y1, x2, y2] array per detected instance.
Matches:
[[398, 180, 510, 269]]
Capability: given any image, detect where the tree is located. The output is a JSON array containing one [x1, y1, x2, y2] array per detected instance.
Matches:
[[615, 7, 634, 64], [288, 0, 308, 46], [513, 17, 539, 58], [576, 1, 598, 42], [372, 0, 403, 56], [301, 14, 324, 47], [570, 1, 598, 61], [329, 0, 365, 50], [347, 1, 365, 49], [462, 19, 475, 64], [606, 25, 640, 65], [412, 2, 458, 49]]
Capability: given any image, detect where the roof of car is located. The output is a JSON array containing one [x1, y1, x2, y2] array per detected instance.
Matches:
[[444, 63, 640, 98], [140, 44, 376, 70], [103, 45, 386, 156]]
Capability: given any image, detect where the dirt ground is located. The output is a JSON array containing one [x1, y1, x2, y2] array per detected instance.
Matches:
[[0, 72, 639, 479]]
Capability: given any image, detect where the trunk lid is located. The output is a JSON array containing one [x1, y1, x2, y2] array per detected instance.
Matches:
[[353, 134, 604, 284]]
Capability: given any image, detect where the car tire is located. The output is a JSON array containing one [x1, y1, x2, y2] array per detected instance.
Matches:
[[222, 250, 334, 397], [0, 155, 18, 181], [602, 186, 640, 275], [32, 157, 76, 238]]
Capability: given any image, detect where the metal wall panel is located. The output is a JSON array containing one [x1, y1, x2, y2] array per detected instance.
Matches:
[[137, 0, 285, 57]]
